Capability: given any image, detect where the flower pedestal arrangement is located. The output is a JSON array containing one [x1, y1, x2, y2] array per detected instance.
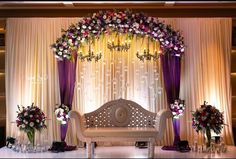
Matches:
[[192, 101, 225, 152], [15, 103, 47, 153]]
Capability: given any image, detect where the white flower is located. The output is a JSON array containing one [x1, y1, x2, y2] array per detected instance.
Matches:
[[36, 119, 40, 123], [21, 124, 25, 128], [74, 41, 78, 46], [30, 122, 34, 127], [68, 39, 73, 44], [173, 116, 179, 119], [59, 47, 63, 51], [61, 120, 67, 125], [24, 112, 28, 116], [23, 120, 28, 124], [56, 117, 62, 121], [30, 115, 33, 118], [82, 25, 87, 29], [117, 19, 121, 23], [55, 108, 63, 116], [58, 52, 62, 56]]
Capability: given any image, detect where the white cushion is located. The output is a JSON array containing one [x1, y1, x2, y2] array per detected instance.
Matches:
[[84, 127, 158, 138]]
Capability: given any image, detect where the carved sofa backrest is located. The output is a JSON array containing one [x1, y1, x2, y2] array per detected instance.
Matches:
[[84, 98, 157, 128]]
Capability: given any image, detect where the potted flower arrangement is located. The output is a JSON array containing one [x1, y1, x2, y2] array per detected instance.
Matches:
[[54, 104, 70, 125], [16, 103, 47, 146], [192, 101, 224, 147]]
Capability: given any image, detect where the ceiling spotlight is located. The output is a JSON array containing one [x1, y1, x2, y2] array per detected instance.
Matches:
[[165, 1, 175, 6], [62, 1, 74, 6]]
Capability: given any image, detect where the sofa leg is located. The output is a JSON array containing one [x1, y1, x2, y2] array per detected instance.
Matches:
[[87, 142, 92, 158], [148, 141, 155, 158], [91, 142, 95, 156]]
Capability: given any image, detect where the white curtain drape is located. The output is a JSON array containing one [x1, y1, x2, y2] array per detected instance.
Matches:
[[6, 17, 234, 146]]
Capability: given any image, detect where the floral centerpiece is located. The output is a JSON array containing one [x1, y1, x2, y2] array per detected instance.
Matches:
[[54, 104, 70, 125], [16, 103, 47, 146], [170, 99, 185, 119], [192, 101, 224, 147]]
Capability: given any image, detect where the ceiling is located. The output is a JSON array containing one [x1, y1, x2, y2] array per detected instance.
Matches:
[[0, 1, 236, 17]]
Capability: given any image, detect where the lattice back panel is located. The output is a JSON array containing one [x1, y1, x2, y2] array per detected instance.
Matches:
[[84, 99, 156, 128]]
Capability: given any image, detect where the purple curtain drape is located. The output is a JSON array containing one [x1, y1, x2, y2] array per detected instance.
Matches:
[[58, 53, 78, 141], [161, 54, 181, 146]]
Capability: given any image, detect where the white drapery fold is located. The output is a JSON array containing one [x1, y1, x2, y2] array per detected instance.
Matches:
[[6, 17, 233, 146]]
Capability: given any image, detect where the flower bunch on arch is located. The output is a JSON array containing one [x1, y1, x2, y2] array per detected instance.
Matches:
[[51, 10, 185, 60]]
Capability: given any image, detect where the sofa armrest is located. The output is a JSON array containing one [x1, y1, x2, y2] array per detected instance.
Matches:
[[154, 109, 172, 140], [68, 110, 86, 142]]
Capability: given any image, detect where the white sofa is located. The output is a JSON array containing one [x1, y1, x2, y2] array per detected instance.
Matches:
[[69, 98, 172, 158]]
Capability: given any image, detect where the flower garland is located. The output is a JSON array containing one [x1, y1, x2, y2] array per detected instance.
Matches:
[[55, 104, 70, 125], [192, 101, 224, 134], [170, 99, 185, 119], [16, 103, 47, 132], [51, 10, 185, 60]]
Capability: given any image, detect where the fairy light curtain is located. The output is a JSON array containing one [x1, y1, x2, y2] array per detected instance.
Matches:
[[73, 33, 163, 114]]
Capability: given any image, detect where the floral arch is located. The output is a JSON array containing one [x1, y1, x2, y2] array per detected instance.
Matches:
[[51, 10, 185, 60], [52, 10, 185, 148]]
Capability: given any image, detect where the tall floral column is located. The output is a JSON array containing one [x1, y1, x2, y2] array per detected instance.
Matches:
[[161, 54, 182, 150], [57, 52, 77, 141]]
